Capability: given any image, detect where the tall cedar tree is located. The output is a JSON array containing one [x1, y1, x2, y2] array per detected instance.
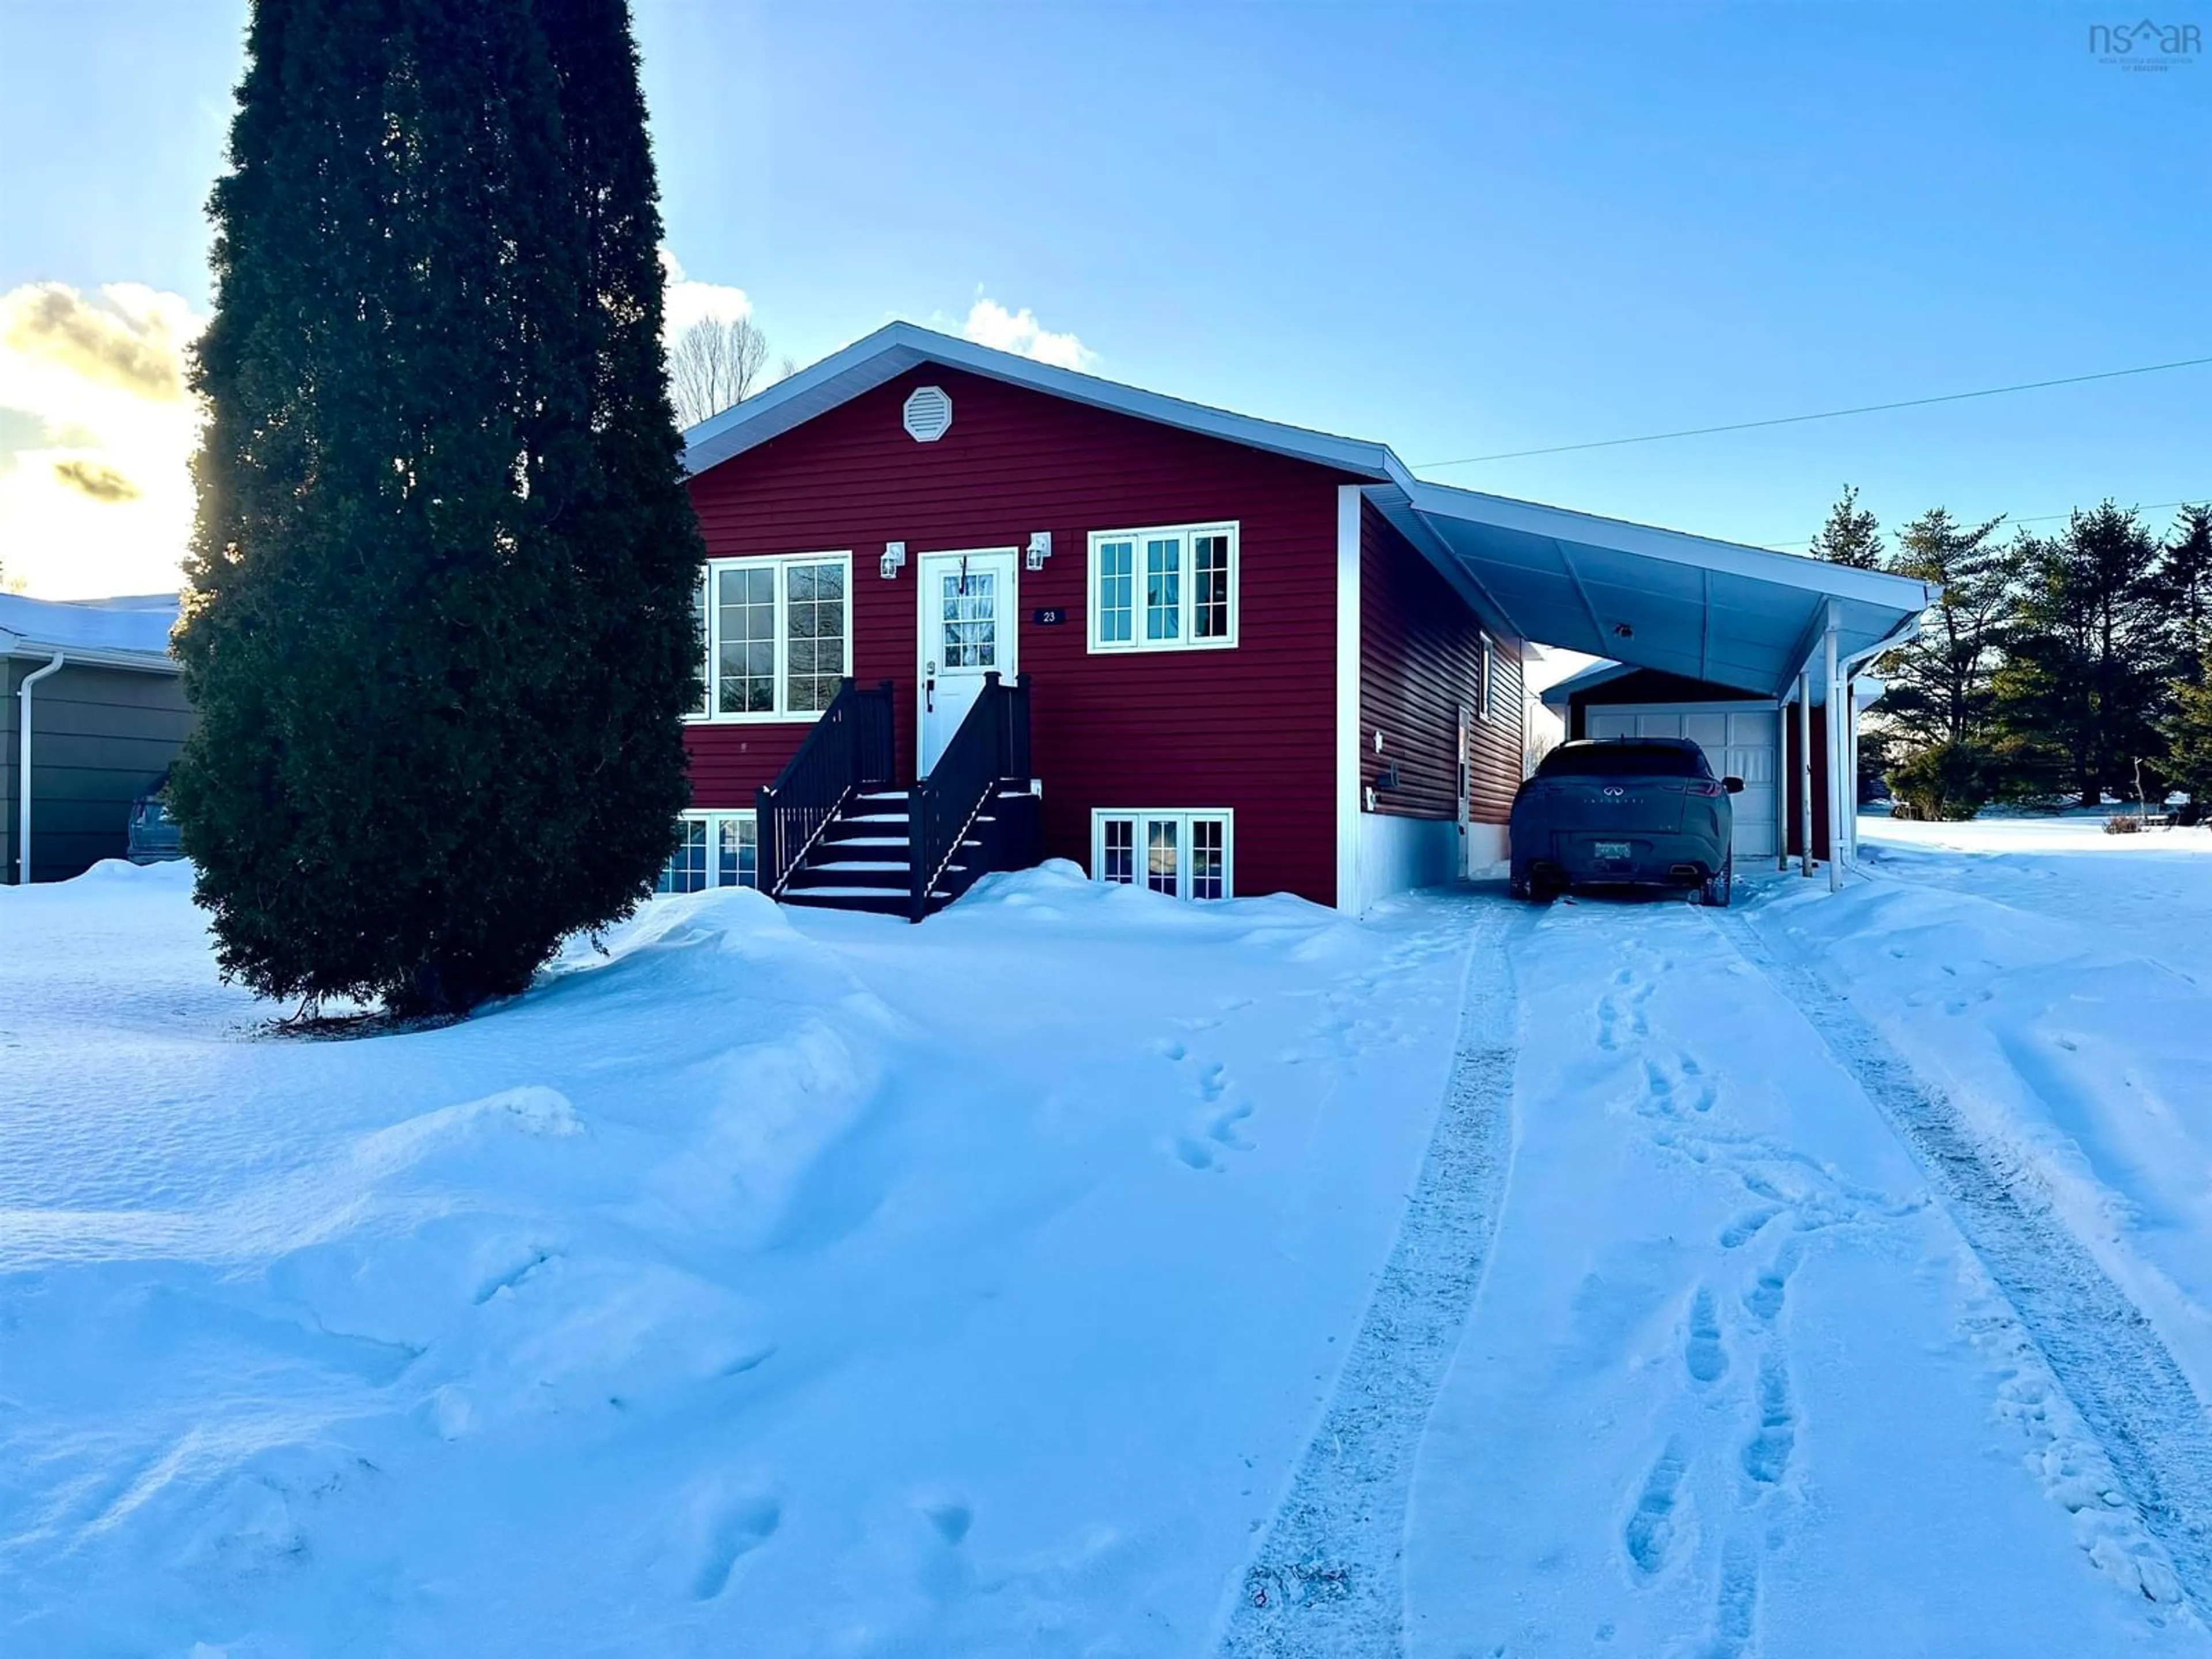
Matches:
[[1808, 484, 1884, 569], [1876, 508, 2016, 750], [1990, 503, 2172, 806], [171, 0, 702, 1017]]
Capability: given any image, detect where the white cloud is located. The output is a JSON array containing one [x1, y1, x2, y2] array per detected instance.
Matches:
[[0, 281, 204, 599], [961, 297, 1092, 371], [658, 247, 753, 337]]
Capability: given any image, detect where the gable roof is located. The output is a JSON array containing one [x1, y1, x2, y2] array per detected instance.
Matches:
[[683, 321, 1398, 482], [682, 322, 1936, 700]]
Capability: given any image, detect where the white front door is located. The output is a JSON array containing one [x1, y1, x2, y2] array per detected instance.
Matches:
[[1584, 703, 1779, 862], [918, 548, 1018, 775]]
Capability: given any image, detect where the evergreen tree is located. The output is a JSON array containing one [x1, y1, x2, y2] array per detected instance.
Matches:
[[1988, 503, 2168, 807], [1875, 507, 2016, 751], [2156, 503, 2212, 683], [170, 0, 700, 1018], [1808, 484, 1884, 569], [2166, 668, 2212, 826]]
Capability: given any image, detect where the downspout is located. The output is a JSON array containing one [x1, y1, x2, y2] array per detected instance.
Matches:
[[17, 650, 65, 886]]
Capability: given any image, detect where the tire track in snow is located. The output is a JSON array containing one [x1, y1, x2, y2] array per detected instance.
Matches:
[[1218, 895, 1527, 1658], [1714, 906, 2212, 1616]]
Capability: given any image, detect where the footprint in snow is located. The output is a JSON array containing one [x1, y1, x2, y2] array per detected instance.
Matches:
[[1207, 1101, 1255, 1150], [691, 1492, 781, 1599], [1684, 1287, 1729, 1384], [1718, 1208, 1781, 1251], [1743, 1240, 1802, 1328], [1173, 1135, 1221, 1172], [1624, 1440, 1690, 1574], [1740, 1355, 1797, 1486]]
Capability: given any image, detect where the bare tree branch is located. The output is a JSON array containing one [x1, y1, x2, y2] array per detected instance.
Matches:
[[669, 316, 771, 427]]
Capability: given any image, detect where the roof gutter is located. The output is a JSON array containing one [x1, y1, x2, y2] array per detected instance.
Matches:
[[2, 632, 181, 675], [17, 650, 65, 886]]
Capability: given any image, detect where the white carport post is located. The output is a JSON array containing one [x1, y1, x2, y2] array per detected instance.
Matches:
[[1846, 676, 1861, 863], [1825, 601, 1843, 894], [1796, 672, 1813, 877], [1775, 699, 1790, 870]]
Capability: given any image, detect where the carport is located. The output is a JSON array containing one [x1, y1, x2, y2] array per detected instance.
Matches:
[[1367, 478, 1936, 892]]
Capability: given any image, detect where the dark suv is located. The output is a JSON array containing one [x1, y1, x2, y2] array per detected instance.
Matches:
[[126, 775, 184, 865], [1509, 738, 1742, 906]]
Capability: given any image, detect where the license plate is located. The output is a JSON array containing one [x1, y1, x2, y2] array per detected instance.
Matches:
[[1594, 841, 1631, 860]]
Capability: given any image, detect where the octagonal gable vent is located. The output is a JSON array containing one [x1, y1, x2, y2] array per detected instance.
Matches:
[[903, 384, 953, 444]]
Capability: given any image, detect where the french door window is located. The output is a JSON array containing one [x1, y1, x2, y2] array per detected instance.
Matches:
[[656, 811, 759, 895], [687, 552, 852, 721], [1091, 809, 1233, 900], [1088, 522, 1238, 653]]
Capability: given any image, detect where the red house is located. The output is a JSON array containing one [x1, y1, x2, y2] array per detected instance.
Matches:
[[662, 324, 1931, 917]]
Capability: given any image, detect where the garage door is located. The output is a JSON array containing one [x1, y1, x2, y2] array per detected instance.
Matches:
[[1584, 704, 1778, 861]]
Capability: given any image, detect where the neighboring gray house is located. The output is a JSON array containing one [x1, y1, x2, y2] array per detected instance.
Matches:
[[2, 592, 189, 884]]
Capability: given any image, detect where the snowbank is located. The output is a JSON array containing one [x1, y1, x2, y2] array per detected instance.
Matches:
[[0, 861, 1468, 1655]]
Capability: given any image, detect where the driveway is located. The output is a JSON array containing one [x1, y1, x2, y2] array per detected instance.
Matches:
[[1228, 876, 2212, 1658]]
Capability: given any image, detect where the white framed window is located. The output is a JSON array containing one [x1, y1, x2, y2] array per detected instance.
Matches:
[[1088, 521, 1238, 653], [1090, 809, 1233, 900], [686, 552, 853, 722], [656, 810, 758, 895]]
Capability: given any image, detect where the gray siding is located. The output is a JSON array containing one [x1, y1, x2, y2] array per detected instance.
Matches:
[[5, 658, 191, 883], [1, 659, 17, 880]]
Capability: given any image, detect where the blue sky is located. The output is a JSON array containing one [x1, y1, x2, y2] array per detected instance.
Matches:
[[1, 1, 2205, 596]]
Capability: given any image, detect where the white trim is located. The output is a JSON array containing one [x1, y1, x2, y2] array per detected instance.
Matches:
[[686, 551, 854, 725], [656, 808, 759, 895], [915, 547, 1020, 774], [684, 321, 1397, 484], [1336, 484, 1363, 914], [1084, 521, 1240, 653], [1089, 807, 1235, 900]]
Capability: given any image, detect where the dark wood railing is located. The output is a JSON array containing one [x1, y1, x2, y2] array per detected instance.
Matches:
[[908, 672, 1038, 921], [756, 677, 896, 897]]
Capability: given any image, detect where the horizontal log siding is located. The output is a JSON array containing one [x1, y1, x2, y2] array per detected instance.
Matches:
[[1357, 502, 1524, 824], [684, 368, 1353, 904]]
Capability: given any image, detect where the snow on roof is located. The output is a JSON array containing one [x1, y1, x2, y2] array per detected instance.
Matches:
[[0, 591, 181, 670], [686, 324, 1936, 700]]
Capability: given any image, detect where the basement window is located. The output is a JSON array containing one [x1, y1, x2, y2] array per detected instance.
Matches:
[[656, 810, 758, 895], [687, 552, 852, 721], [1088, 522, 1238, 653], [1091, 809, 1233, 900]]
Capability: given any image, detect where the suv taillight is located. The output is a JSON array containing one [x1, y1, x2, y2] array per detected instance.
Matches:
[[1685, 779, 1724, 797]]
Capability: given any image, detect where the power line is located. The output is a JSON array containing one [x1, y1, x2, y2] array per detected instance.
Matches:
[[1757, 498, 2205, 552], [1418, 356, 2212, 469]]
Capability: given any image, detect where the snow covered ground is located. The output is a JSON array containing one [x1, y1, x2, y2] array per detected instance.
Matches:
[[3, 831, 2209, 1656]]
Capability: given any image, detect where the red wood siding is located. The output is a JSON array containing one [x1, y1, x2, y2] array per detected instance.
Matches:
[[1358, 501, 1524, 825], [683, 367, 1354, 904]]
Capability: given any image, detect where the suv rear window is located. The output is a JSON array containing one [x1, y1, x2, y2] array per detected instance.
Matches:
[[1538, 743, 1710, 779]]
